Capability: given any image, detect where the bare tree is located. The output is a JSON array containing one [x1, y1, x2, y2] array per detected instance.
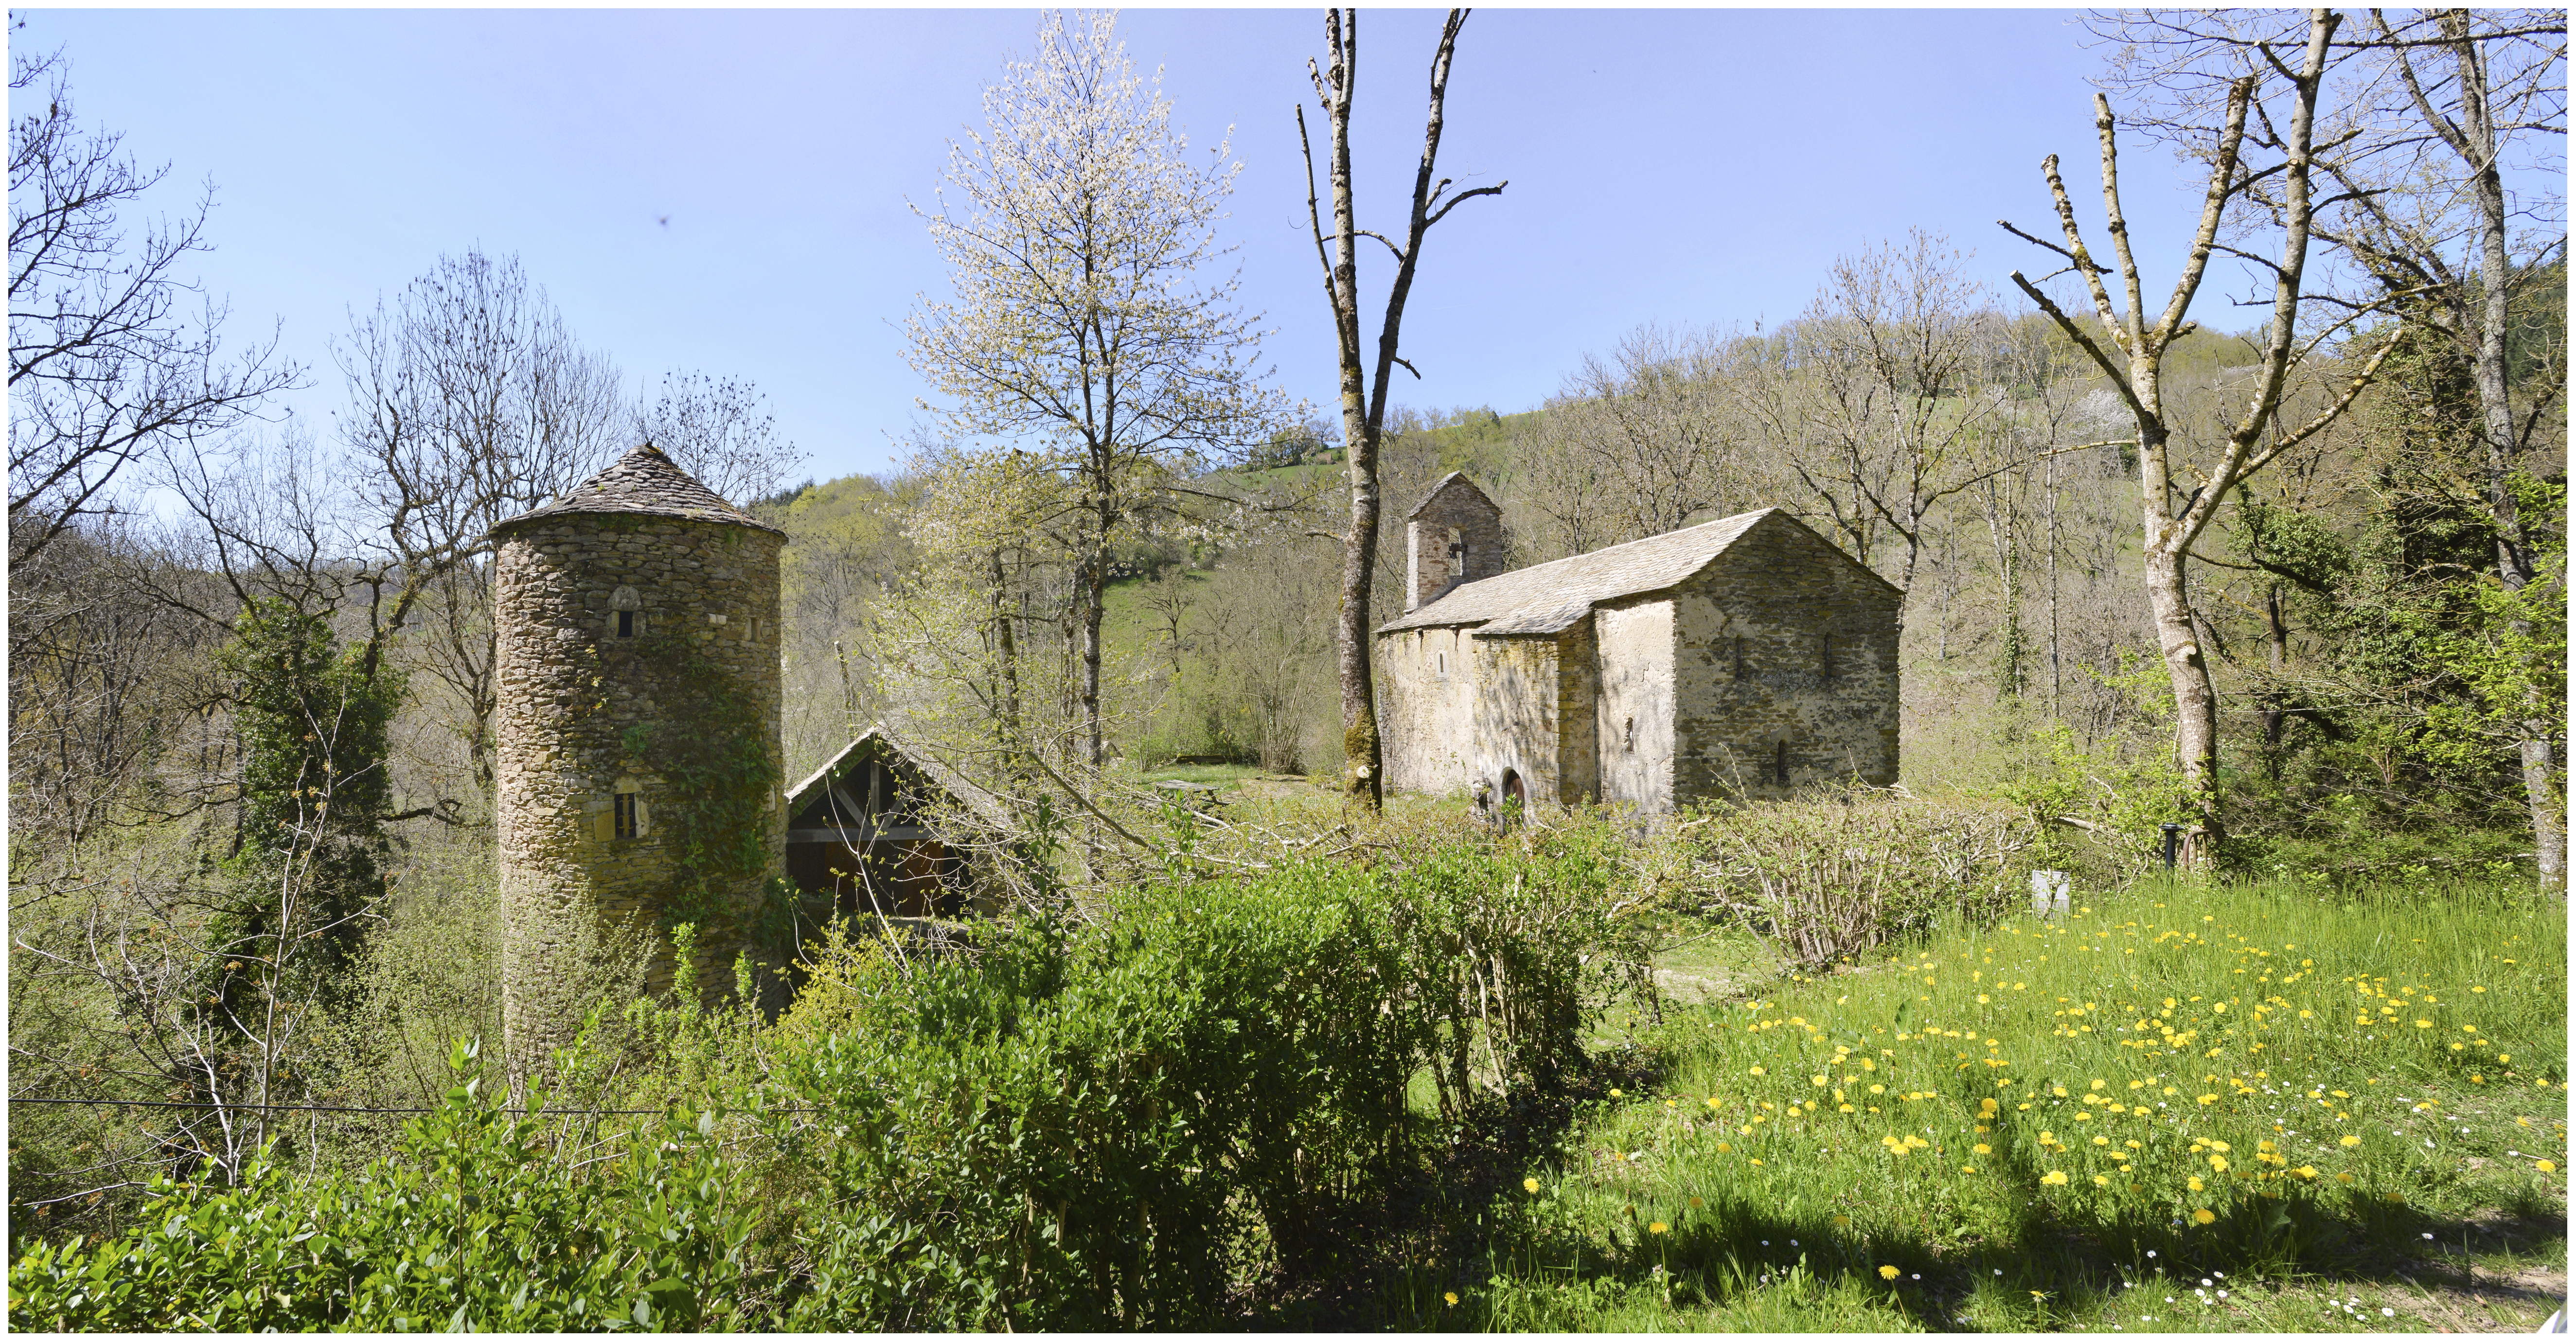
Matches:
[[908, 10, 1286, 774], [1519, 324, 1741, 555], [636, 370, 806, 507], [2003, 10, 2399, 865], [9, 45, 300, 567], [332, 249, 630, 797], [1298, 7, 1506, 807], [1747, 230, 2018, 625]]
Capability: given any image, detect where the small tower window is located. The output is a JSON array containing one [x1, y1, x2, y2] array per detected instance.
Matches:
[[1774, 740, 1789, 786], [614, 790, 640, 839], [610, 585, 642, 638], [617, 610, 636, 638]]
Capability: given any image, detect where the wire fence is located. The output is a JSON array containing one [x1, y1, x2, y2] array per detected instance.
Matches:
[[10, 1095, 820, 1116]]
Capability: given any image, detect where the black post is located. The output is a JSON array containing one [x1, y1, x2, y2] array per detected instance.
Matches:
[[2159, 823, 2182, 873]]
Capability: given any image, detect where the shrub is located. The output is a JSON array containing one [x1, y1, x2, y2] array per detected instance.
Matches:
[[7, 1041, 758, 1331], [14, 825, 1657, 1330], [762, 830, 1647, 1327], [1689, 790, 2037, 969]]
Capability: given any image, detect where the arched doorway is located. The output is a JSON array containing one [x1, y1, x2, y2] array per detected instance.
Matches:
[[1500, 768, 1525, 812]]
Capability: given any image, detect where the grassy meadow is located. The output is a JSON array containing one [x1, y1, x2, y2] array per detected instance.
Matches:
[[1388, 878, 2567, 1333]]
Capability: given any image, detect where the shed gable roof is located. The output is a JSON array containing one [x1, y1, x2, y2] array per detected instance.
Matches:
[[1376, 508, 1890, 637], [492, 442, 783, 536], [785, 724, 1009, 830]]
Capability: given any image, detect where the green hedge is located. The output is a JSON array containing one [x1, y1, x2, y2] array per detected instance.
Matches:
[[12, 831, 1651, 1331], [8, 1043, 756, 1331]]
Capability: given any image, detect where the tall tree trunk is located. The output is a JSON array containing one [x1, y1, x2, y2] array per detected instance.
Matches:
[[2445, 11, 2564, 888], [1302, 9, 1501, 810], [2046, 448, 2063, 715], [1337, 424, 1383, 805], [990, 550, 1027, 787], [1080, 536, 1106, 771], [2260, 579, 2289, 777], [2142, 541, 2224, 861]]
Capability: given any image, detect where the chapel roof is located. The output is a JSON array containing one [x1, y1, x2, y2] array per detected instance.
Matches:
[[1377, 507, 1784, 637], [491, 442, 783, 536]]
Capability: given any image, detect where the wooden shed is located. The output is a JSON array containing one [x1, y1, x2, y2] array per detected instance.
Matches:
[[782, 726, 998, 919]]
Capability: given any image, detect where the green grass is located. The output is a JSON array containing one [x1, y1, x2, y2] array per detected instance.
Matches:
[[1414, 879, 2569, 1331], [1135, 762, 1267, 786]]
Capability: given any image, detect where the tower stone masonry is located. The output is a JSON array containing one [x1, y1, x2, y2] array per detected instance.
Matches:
[[489, 443, 784, 1076]]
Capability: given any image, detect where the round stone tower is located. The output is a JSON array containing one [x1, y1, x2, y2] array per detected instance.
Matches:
[[489, 443, 784, 1075]]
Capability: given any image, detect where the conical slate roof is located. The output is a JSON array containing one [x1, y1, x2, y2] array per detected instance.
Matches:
[[491, 442, 783, 536]]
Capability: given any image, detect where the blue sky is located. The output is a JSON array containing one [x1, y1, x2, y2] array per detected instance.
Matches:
[[15, 8, 2238, 486]]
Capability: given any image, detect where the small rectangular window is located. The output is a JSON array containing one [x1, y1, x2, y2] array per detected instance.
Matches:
[[1821, 633, 1834, 679], [1731, 636, 1747, 681], [616, 610, 636, 638], [614, 791, 639, 839], [1436, 650, 1448, 675]]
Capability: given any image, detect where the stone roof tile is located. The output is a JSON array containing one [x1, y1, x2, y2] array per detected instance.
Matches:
[[491, 442, 783, 536], [1377, 508, 1777, 636]]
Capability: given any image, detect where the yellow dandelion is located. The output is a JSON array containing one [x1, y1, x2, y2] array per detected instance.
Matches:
[[1834, 1214, 1852, 1226], [2041, 1170, 2069, 1185], [1609, 1088, 1623, 1098], [2339, 1135, 2362, 1147], [2192, 1208, 2217, 1225], [2210, 1155, 2230, 1172], [1973, 1143, 1991, 1154], [1812, 1075, 1828, 1086], [2294, 1166, 2318, 1180], [1445, 1291, 1458, 1307], [2540, 1160, 2558, 1173], [2093, 1175, 2110, 1186], [1524, 1177, 1541, 1194], [1689, 1196, 1704, 1208], [2188, 1177, 2205, 1192], [1650, 1221, 1668, 1235], [1879, 1265, 1901, 1280]]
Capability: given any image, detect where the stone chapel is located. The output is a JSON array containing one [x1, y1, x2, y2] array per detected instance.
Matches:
[[1375, 474, 1901, 811]]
